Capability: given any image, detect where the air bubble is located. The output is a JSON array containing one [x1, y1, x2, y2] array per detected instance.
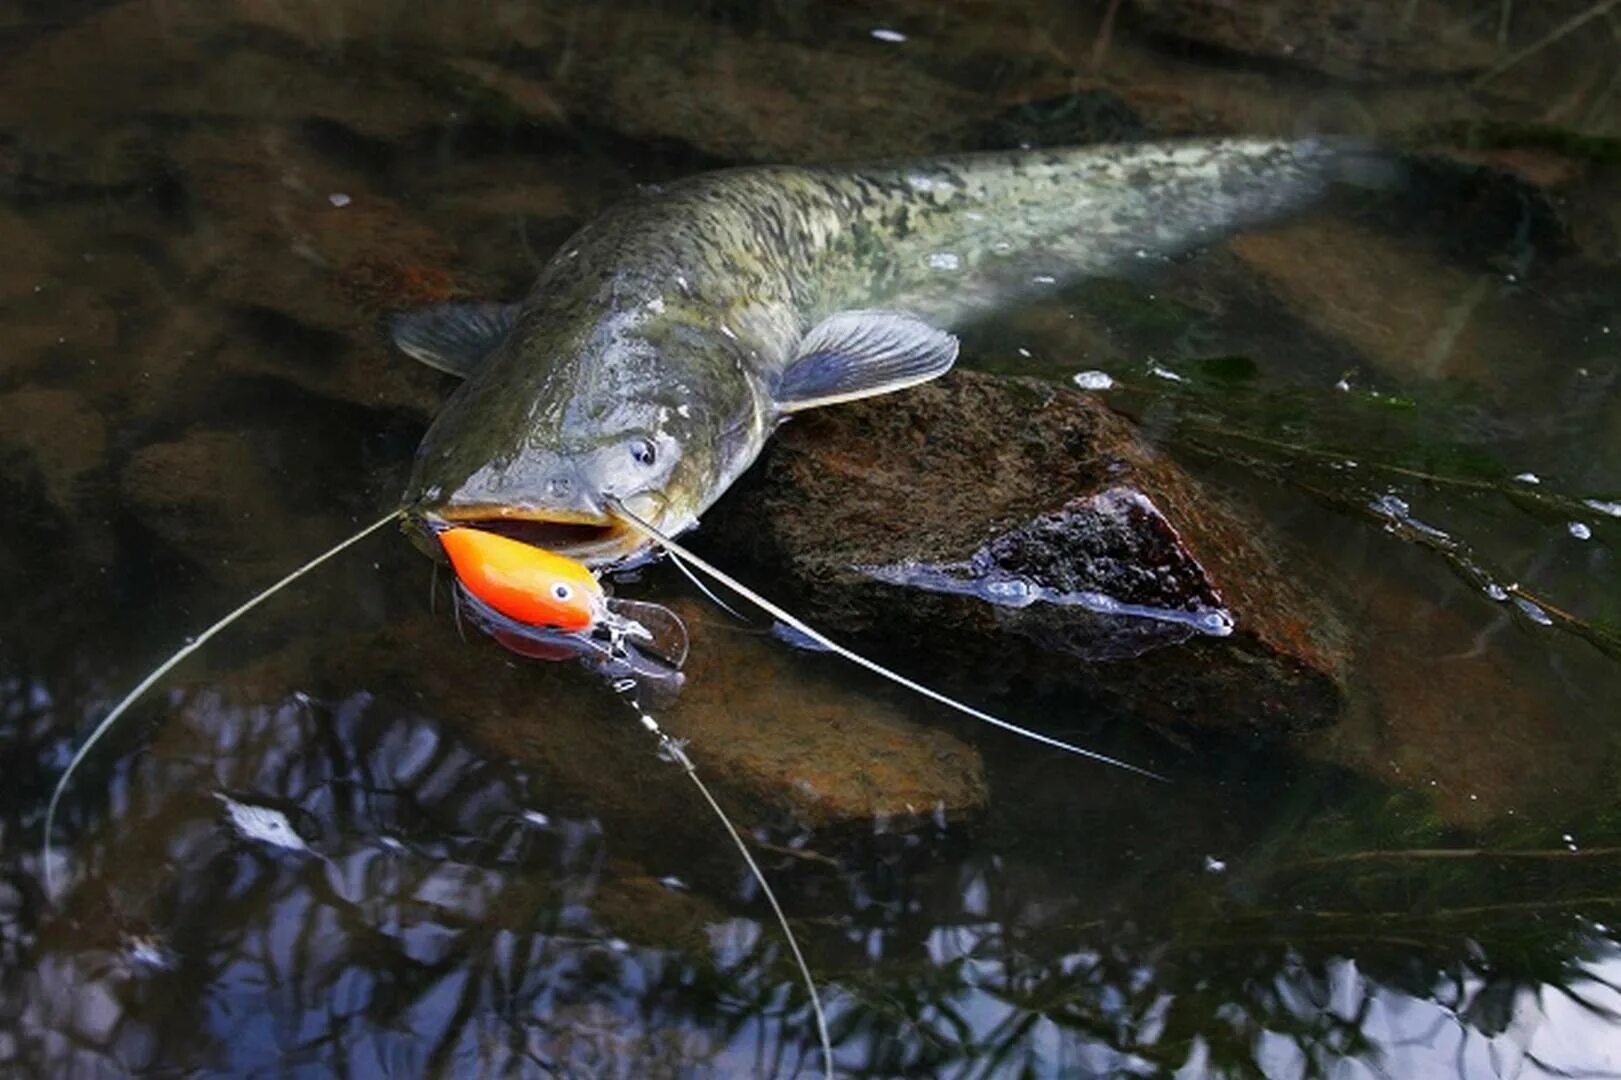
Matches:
[[1583, 498, 1621, 518], [982, 578, 1035, 605], [1513, 596, 1553, 626], [1370, 494, 1410, 518], [859, 561, 1232, 636]]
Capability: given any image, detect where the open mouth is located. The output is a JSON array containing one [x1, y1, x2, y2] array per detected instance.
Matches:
[[415, 505, 643, 565], [458, 517, 622, 550]]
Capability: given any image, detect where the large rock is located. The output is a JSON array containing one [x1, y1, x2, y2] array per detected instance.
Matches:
[[0, 387, 107, 515], [117, 425, 359, 585], [320, 598, 989, 836], [702, 370, 1347, 735], [1304, 577, 1611, 828], [1126, 0, 1500, 82]]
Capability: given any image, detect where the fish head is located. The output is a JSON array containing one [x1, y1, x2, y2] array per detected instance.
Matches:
[[401, 314, 747, 567]]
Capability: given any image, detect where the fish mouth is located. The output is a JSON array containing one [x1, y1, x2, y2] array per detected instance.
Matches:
[[413, 504, 649, 566]]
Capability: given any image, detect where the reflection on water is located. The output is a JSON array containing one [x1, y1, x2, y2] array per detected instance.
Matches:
[[2, 0, 1619, 1075]]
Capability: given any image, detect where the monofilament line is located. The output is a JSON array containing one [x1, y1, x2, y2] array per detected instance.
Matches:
[[668, 550, 751, 622], [42, 509, 404, 895], [606, 497, 1167, 782], [616, 691, 833, 1080]]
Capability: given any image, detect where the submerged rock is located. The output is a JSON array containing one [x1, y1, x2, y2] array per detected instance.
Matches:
[[702, 371, 1346, 735], [1127, 0, 1500, 82], [0, 387, 107, 516], [318, 598, 989, 837], [1307, 579, 1608, 828], [118, 425, 349, 585]]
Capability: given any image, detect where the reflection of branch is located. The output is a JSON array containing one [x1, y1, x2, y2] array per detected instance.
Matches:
[[1286, 847, 1621, 869], [755, 840, 841, 871], [1177, 433, 1621, 660], [1090, 0, 1122, 70], [1185, 931, 1441, 950], [1184, 423, 1602, 518], [1471, 0, 1621, 88], [1258, 896, 1621, 921]]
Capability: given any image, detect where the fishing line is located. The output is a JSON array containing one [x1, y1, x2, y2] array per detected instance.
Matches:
[[606, 498, 1167, 782], [666, 551, 751, 623], [42, 509, 404, 895], [609, 678, 833, 1080]]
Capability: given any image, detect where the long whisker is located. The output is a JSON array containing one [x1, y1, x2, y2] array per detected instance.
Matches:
[[606, 498, 1167, 782], [666, 548, 750, 622], [42, 509, 403, 896]]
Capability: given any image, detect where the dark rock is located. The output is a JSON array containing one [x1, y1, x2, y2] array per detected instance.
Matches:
[[702, 371, 1347, 735], [1126, 0, 1500, 82], [0, 208, 53, 303], [972, 90, 1153, 152], [1351, 151, 1575, 268], [0, 387, 106, 515], [117, 425, 344, 584]]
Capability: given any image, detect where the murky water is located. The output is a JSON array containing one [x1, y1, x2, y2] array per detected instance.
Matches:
[[2, 2, 1619, 1075]]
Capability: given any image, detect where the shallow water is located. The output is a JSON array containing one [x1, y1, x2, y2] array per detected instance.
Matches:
[[2, 1, 1619, 1076]]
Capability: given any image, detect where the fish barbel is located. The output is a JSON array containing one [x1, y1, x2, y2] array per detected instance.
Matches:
[[395, 138, 1380, 562]]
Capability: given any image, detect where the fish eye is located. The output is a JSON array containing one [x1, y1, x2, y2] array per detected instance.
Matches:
[[551, 583, 572, 602], [630, 437, 658, 467]]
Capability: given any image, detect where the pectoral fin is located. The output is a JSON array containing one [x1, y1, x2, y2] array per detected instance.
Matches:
[[774, 310, 958, 414], [389, 302, 518, 377]]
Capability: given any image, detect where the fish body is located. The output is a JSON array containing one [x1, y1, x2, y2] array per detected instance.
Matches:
[[398, 139, 1373, 564]]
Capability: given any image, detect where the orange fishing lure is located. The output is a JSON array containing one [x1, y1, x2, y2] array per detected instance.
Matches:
[[438, 527, 605, 632]]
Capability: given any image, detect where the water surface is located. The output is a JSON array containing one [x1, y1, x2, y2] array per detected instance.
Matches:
[[1, 1, 1619, 1075]]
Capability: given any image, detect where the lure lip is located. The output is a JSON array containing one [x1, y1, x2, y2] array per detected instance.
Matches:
[[454, 581, 688, 688]]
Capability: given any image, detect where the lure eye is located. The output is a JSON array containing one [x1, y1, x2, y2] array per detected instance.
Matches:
[[551, 583, 572, 602], [630, 437, 658, 468]]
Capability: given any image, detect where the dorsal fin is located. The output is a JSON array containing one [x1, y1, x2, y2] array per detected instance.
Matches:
[[389, 302, 518, 377]]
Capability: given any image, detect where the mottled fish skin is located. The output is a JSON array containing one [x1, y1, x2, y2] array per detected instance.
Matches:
[[403, 138, 1366, 564]]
